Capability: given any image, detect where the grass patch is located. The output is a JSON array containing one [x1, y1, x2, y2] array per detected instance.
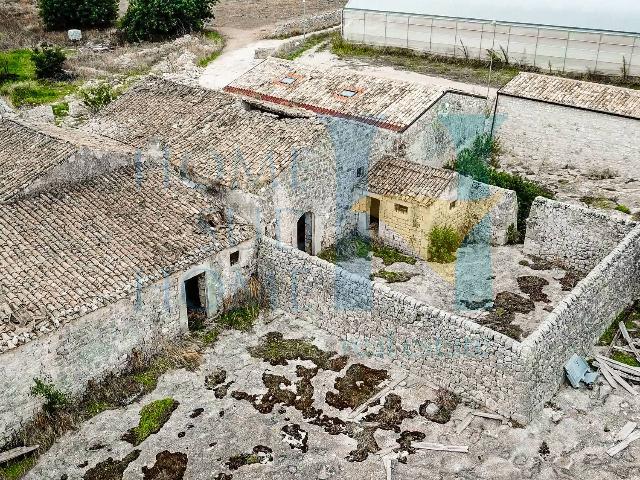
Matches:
[[51, 101, 69, 123], [122, 398, 179, 446], [615, 204, 632, 214], [611, 351, 640, 368], [217, 304, 260, 332], [0, 80, 76, 107], [197, 30, 225, 67], [371, 242, 416, 266], [0, 455, 37, 480], [372, 270, 415, 283], [598, 301, 640, 345], [0, 49, 35, 82], [279, 31, 336, 60]]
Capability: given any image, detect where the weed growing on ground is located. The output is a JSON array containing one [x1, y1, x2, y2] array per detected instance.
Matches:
[[372, 270, 415, 283], [197, 30, 225, 66], [51, 101, 69, 123], [217, 305, 260, 332], [0, 455, 37, 480], [598, 301, 640, 346], [30, 378, 68, 414], [615, 204, 632, 214], [611, 351, 640, 368], [123, 398, 179, 446]]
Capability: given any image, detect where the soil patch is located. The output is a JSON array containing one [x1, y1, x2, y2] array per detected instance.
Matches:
[[248, 332, 348, 371], [517, 276, 550, 303], [363, 394, 417, 432], [83, 450, 141, 480], [281, 424, 309, 453], [396, 431, 427, 461], [205, 369, 227, 389], [142, 451, 188, 480], [226, 446, 273, 470], [419, 389, 460, 424], [478, 291, 532, 340], [559, 270, 583, 291], [325, 364, 389, 410]]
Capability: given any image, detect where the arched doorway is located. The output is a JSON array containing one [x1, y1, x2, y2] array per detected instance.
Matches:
[[296, 212, 314, 255]]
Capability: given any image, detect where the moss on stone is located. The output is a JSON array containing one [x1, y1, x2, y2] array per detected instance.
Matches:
[[122, 398, 179, 446], [0, 455, 37, 480]]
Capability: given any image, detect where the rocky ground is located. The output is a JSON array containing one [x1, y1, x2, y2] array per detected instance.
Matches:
[[25, 311, 640, 480]]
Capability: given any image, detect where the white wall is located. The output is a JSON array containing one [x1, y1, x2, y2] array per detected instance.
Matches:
[[343, 10, 640, 75]]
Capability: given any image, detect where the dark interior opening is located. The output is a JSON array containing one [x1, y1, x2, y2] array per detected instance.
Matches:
[[369, 197, 380, 235], [297, 212, 313, 254], [185, 273, 206, 331], [230, 250, 239, 266]]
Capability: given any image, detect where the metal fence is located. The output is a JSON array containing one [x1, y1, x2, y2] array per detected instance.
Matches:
[[343, 9, 640, 76]]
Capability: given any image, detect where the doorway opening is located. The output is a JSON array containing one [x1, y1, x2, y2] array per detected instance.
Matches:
[[184, 272, 207, 331], [297, 211, 314, 255], [369, 197, 380, 236]]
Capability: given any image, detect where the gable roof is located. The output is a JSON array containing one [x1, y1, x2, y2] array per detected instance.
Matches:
[[500, 73, 640, 120], [0, 166, 254, 353], [361, 157, 455, 205], [0, 119, 132, 202], [224, 58, 446, 132], [82, 78, 330, 192]]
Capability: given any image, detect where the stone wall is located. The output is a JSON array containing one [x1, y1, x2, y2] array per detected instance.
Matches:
[[270, 9, 342, 38], [524, 197, 636, 273], [403, 92, 490, 168], [522, 223, 640, 414], [494, 96, 640, 181], [257, 237, 532, 423], [0, 241, 255, 447]]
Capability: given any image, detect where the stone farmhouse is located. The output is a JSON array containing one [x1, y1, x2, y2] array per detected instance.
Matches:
[[2, 59, 640, 445]]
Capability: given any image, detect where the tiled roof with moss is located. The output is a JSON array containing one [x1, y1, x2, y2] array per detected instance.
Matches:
[[0, 166, 254, 353]]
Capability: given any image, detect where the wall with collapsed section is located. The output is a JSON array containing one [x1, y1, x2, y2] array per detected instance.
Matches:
[[257, 236, 532, 423]]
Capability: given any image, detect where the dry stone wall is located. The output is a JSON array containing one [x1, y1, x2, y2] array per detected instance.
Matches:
[[257, 237, 532, 423], [523, 222, 640, 414], [524, 197, 637, 273]]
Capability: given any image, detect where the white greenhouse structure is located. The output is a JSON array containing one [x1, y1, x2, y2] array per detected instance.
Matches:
[[342, 0, 640, 76]]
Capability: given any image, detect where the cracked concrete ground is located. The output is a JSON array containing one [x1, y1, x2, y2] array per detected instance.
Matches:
[[26, 312, 640, 480]]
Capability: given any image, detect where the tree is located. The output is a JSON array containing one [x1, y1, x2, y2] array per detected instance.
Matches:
[[119, 0, 218, 42], [37, 0, 118, 31], [30, 46, 67, 79]]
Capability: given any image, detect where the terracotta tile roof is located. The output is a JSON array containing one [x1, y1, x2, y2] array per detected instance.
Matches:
[[500, 73, 640, 119], [0, 166, 254, 352], [83, 77, 329, 192], [362, 157, 455, 205], [0, 119, 132, 202], [224, 58, 446, 132]]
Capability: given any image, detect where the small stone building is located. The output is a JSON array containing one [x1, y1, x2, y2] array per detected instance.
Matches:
[[0, 120, 255, 445], [353, 157, 518, 259]]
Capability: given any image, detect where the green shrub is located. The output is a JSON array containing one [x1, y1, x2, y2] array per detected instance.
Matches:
[[37, 0, 118, 30], [120, 0, 219, 42], [427, 225, 462, 264], [506, 223, 520, 245], [452, 134, 554, 236], [30, 378, 68, 414], [30, 46, 66, 80], [217, 305, 260, 332], [79, 81, 120, 112]]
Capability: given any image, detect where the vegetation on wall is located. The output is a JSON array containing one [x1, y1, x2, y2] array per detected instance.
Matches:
[[119, 0, 219, 42], [37, 0, 118, 30], [451, 134, 555, 240]]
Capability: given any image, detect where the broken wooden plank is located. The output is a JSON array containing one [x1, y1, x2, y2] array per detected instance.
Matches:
[[607, 430, 640, 457], [413, 442, 469, 453], [382, 455, 393, 480], [619, 322, 640, 362], [595, 362, 640, 383], [597, 356, 640, 378], [614, 422, 637, 442], [473, 411, 504, 421], [456, 415, 474, 434], [598, 361, 620, 389], [601, 362, 638, 396], [349, 372, 408, 420], [0, 445, 39, 465]]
